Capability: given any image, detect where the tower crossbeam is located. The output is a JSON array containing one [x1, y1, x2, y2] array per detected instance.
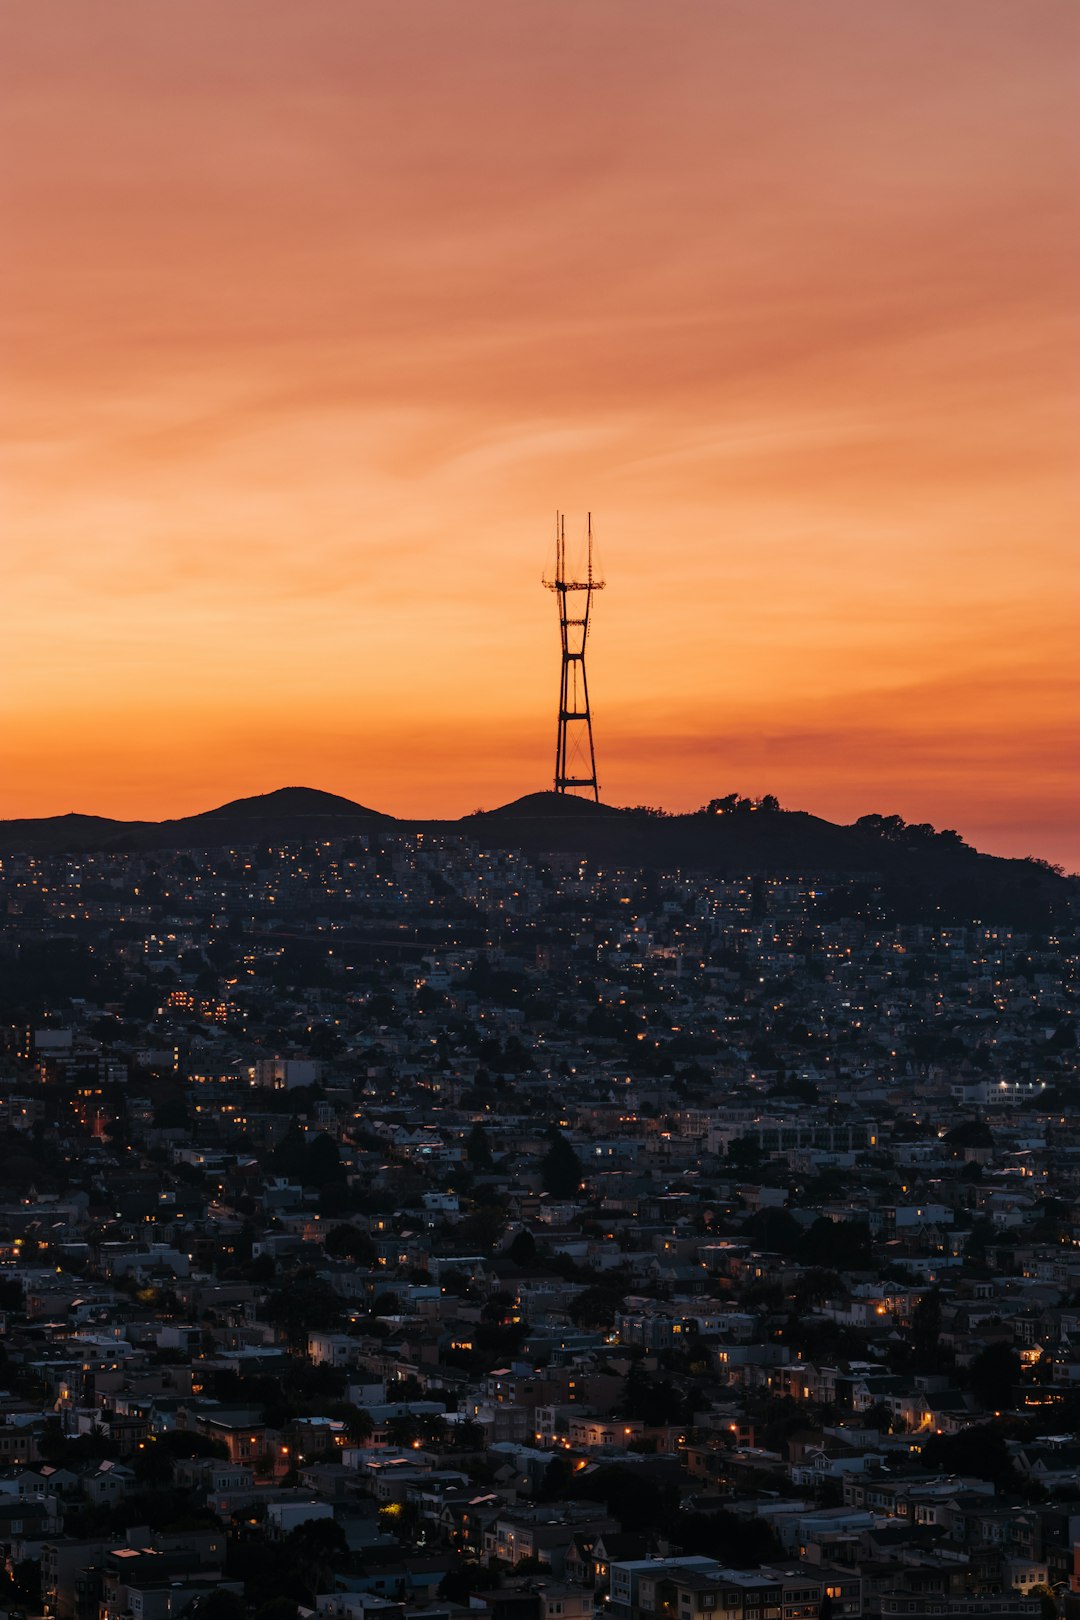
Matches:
[[542, 512, 604, 801]]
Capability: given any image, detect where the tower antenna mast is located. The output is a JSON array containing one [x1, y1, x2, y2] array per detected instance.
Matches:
[[543, 512, 605, 800]]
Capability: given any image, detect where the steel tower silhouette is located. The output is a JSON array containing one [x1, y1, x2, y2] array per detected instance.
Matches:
[[543, 512, 604, 800]]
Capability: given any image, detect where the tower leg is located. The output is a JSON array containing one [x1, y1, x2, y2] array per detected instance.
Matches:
[[546, 512, 602, 802]]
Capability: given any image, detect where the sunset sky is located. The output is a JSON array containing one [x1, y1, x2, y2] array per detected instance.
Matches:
[[3, 2, 1078, 866]]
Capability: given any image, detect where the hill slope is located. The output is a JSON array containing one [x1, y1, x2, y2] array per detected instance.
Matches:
[[424, 800, 1073, 927], [0, 788, 1071, 925], [0, 787, 389, 854]]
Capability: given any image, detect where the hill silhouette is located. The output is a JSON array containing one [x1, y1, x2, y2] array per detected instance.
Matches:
[[0, 787, 1071, 925], [0, 787, 387, 855], [427, 798, 1070, 927], [185, 785, 383, 823], [466, 790, 624, 820], [140, 785, 389, 849], [0, 811, 147, 852]]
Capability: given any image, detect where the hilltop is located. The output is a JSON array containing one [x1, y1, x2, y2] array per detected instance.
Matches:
[[0, 786, 387, 856], [428, 796, 1071, 928]]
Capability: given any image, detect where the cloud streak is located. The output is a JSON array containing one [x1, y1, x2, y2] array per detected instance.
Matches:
[[1, 1, 1077, 864]]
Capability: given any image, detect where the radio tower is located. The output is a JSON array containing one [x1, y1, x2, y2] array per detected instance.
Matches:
[[543, 512, 604, 800]]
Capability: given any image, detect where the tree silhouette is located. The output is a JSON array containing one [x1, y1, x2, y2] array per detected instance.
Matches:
[[467, 1122, 494, 1168], [969, 1342, 1021, 1412], [541, 1129, 582, 1198], [323, 1223, 375, 1264]]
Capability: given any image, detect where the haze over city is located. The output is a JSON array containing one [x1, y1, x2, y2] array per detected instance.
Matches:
[[2, 2, 1077, 867]]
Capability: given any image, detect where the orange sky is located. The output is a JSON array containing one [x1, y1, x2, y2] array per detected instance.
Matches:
[[2, 2, 1078, 867]]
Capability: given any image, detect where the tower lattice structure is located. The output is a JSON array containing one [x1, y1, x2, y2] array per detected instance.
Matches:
[[543, 512, 604, 800]]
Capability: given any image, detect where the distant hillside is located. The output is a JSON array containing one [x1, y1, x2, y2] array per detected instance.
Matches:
[[193, 786, 379, 820], [0, 812, 147, 854], [425, 798, 1074, 928], [465, 790, 624, 820], [0, 786, 389, 855], [138, 785, 390, 851], [0, 786, 1072, 925]]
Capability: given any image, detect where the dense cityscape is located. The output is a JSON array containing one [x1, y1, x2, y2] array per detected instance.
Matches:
[[0, 815, 1078, 1620], [7, 8, 1075, 1620]]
